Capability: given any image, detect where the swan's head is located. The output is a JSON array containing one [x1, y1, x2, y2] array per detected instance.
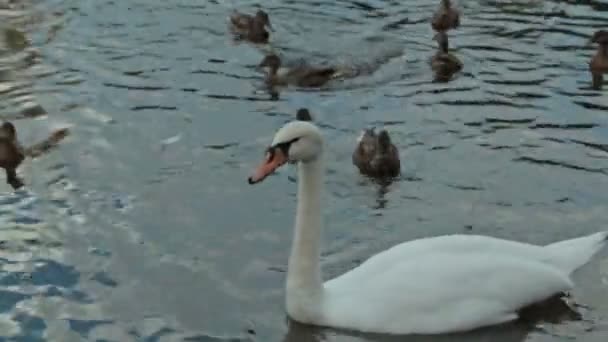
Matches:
[[248, 121, 323, 184]]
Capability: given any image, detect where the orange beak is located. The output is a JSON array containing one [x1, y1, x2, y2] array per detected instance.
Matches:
[[248, 147, 288, 184]]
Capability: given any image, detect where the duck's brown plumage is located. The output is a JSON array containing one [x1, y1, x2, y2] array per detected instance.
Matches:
[[431, 31, 462, 81], [229, 9, 272, 43], [259, 54, 337, 88], [353, 128, 400, 178], [431, 0, 460, 32], [0, 122, 25, 189], [590, 30, 608, 90]]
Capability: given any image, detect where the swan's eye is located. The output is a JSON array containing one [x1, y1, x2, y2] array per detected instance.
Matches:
[[273, 137, 301, 157]]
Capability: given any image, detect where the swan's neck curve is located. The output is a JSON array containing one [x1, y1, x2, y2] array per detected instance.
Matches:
[[286, 156, 324, 322]]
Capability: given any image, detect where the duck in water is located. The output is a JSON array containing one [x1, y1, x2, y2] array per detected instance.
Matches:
[[259, 54, 338, 88], [590, 30, 608, 90], [229, 9, 273, 43], [431, 0, 460, 32], [352, 128, 400, 178], [430, 31, 462, 82], [0, 122, 25, 189], [0, 121, 69, 190]]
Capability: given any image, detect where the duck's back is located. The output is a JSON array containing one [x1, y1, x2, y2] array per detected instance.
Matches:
[[370, 146, 400, 177], [287, 66, 336, 87], [229, 12, 252, 30], [352, 133, 376, 172]]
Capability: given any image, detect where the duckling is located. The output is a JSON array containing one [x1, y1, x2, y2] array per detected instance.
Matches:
[[229, 9, 273, 43], [258, 54, 338, 88], [0, 122, 25, 189], [0, 122, 70, 190], [296, 108, 313, 121], [430, 31, 462, 81], [353, 128, 400, 178], [431, 0, 460, 32], [589, 30, 608, 90]]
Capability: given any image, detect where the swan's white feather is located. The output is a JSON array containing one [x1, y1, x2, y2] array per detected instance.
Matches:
[[320, 253, 568, 334], [309, 232, 606, 334], [329, 233, 608, 283]]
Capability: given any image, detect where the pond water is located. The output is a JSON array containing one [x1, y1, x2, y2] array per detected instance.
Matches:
[[1, 0, 608, 341]]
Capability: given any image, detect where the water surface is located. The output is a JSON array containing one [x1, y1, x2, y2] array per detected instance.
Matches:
[[1, 0, 608, 341]]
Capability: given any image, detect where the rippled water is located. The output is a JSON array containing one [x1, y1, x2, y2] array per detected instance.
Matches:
[[1, 0, 608, 341]]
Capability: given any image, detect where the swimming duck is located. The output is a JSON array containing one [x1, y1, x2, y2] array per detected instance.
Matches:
[[0, 121, 70, 190], [0, 122, 25, 189], [589, 30, 608, 90], [229, 9, 272, 43], [430, 31, 462, 81], [296, 108, 313, 121], [352, 128, 400, 178], [259, 54, 338, 88], [431, 0, 460, 32]]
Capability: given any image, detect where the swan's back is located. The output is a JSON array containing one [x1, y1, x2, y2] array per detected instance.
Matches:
[[323, 252, 572, 334], [327, 233, 607, 286], [320, 232, 607, 334]]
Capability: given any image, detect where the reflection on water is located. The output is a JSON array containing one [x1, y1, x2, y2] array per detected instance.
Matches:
[[1, 0, 608, 341]]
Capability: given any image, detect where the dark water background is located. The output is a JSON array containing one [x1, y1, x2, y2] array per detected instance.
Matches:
[[1, 0, 608, 341]]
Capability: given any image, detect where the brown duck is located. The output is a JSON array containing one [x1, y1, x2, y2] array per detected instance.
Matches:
[[589, 30, 608, 90], [431, 0, 460, 32], [296, 108, 313, 121], [430, 31, 462, 81], [229, 9, 273, 43], [352, 128, 400, 178], [0, 121, 69, 190], [259, 54, 338, 88]]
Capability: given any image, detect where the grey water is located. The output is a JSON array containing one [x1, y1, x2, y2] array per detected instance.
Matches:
[[1, 0, 608, 341]]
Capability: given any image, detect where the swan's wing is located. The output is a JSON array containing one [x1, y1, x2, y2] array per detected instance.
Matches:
[[329, 234, 543, 283], [332, 233, 607, 286], [323, 253, 572, 335]]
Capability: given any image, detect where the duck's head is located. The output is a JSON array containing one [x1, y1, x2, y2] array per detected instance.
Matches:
[[296, 108, 313, 121], [591, 30, 608, 45], [0, 122, 17, 140], [255, 10, 273, 31], [248, 121, 323, 184], [259, 54, 281, 70]]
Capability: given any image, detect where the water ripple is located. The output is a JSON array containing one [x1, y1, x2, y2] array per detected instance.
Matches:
[[1, 0, 608, 341]]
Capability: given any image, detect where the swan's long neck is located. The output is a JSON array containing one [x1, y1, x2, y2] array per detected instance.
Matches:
[[286, 157, 324, 319]]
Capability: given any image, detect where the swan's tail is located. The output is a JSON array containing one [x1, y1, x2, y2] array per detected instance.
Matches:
[[543, 231, 608, 274]]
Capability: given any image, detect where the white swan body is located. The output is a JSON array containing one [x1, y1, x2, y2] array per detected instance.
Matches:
[[248, 121, 608, 335]]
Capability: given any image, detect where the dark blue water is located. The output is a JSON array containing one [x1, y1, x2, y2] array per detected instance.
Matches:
[[1, 0, 608, 341]]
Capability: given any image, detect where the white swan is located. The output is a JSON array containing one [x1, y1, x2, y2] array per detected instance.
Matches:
[[247, 121, 608, 335]]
